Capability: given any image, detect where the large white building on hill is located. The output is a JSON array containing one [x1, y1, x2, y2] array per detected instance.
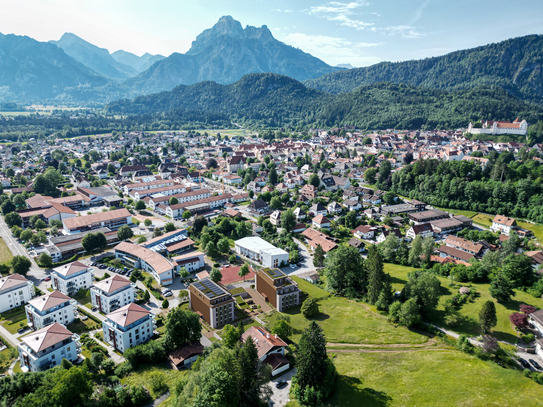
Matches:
[[467, 118, 528, 135]]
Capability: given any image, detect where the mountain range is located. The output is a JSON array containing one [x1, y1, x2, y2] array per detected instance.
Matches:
[[106, 73, 543, 130], [0, 16, 342, 103], [305, 35, 543, 104]]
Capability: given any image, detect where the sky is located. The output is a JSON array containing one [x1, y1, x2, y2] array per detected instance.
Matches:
[[1, 0, 542, 67]]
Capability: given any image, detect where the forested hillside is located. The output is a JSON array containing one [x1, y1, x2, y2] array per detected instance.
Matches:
[[391, 156, 543, 223], [305, 35, 543, 105], [107, 73, 543, 130]]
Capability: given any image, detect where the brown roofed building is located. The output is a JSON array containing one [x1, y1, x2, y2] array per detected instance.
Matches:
[[62, 208, 132, 233], [102, 303, 155, 352], [115, 241, 175, 286], [491, 215, 517, 236], [188, 278, 235, 328], [242, 326, 290, 376], [18, 322, 81, 372], [25, 290, 76, 330], [255, 268, 301, 312], [91, 275, 135, 313], [168, 342, 205, 369]]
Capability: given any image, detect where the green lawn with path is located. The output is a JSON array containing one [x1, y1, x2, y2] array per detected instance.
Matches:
[[0, 306, 28, 334], [0, 237, 13, 266], [286, 350, 543, 407], [385, 263, 543, 343], [291, 276, 330, 299]]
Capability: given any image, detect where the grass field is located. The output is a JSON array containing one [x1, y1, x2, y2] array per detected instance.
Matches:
[[286, 351, 543, 407], [384, 263, 543, 343], [121, 363, 187, 399], [471, 213, 495, 228], [291, 276, 330, 299], [517, 219, 543, 243], [266, 296, 427, 345], [66, 318, 97, 334], [435, 207, 478, 219], [0, 237, 14, 266], [0, 306, 28, 334]]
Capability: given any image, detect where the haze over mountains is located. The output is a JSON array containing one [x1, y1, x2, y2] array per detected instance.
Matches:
[[0, 15, 541, 111]]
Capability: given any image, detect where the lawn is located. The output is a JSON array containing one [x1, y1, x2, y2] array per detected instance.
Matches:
[[384, 263, 543, 343], [0, 346, 18, 374], [286, 350, 543, 406], [0, 237, 13, 266], [0, 306, 28, 334], [266, 296, 428, 345], [471, 213, 494, 228], [120, 363, 187, 400], [66, 318, 98, 334], [291, 276, 330, 299], [517, 219, 543, 244], [12, 361, 23, 374], [435, 207, 478, 219]]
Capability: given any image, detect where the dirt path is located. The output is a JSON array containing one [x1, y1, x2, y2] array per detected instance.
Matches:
[[326, 338, 438, 348]]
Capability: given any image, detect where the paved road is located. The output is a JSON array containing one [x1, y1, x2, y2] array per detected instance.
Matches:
[[268, 368, 296, 407]]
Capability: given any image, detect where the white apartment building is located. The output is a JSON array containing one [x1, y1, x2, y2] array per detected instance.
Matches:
[[25, 291, 76, 331], [173, 252, 205, 273], [235, 237, 289, 269], [18, 323, 81, 372], [51, 261, 94, 297], [115, 241, 175, 286], [0, 274, 35, 313], [102, 303, 156, 353], [91, 275, 135, 314]]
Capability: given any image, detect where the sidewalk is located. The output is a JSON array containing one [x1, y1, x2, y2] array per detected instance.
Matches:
[[88, 329, 125, 364]]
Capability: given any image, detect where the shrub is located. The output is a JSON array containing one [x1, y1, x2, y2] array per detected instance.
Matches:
[[301, 298, 319, 319], [388, 301, 402, 323], [459, 287, 470, 295], [114, 361, 134, 377]]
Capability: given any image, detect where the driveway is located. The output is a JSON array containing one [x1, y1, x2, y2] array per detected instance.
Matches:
[[287, 238, 315, 277], [268, 368, 296, 407]]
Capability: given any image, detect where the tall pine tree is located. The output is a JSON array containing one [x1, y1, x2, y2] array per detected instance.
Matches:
[[366, 245, 385, 304], [314, 244, 325, 268]]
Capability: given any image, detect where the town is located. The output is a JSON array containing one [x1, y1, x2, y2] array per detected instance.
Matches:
[[1, 122, 543, 406]]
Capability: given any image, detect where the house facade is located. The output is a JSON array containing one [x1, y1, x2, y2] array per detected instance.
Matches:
[[189, 278, 235, 328], [255, 268, 301, 312], [102, 303, 156, 353], [51, 261, 94, 297], [91, 275, 136, 314], [235, 237, 289, 268], [25, 291, 76, 331], [0, 274, 35, 313]]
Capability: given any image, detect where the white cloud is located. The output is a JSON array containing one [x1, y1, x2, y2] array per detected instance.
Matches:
[[309, 0, 374, 30], [382, 25, 425, 38], [283, 32, 382, 66], [272, 9, 293, 13]]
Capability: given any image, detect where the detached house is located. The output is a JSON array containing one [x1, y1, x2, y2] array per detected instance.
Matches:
[[490, 215, 517, 236], [406, 223, 434, 240], [242, 326, 290, 376], [353, 225, 375, 240], [312, 214, 331, 230]]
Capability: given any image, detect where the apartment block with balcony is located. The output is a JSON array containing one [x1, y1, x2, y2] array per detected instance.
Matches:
[[91, 275, 135, 314], [255, 268, 301, 312], [25, 291, 76, 330], [0, 274, 35, 313], [188, 278, 235, 329], [51, 261, 94, 297], [18, 323, 81, 372], [102, 303, 156, 353]]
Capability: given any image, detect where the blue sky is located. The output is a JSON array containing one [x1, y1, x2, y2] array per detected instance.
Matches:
[[1, 0, 542, 67]]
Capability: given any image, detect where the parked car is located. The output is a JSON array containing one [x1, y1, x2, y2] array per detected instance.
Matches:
[[43, 276, 51, 282], [164, 291, 173, 297], [289, 264, 296, 269], [530, 359, 542, 370], [275, 380, 288, 389], [519, 358, 531, 369]]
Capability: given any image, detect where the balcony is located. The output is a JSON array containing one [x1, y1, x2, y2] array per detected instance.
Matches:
[[67, 281, 76, 287], [43, 318, 53, 325]]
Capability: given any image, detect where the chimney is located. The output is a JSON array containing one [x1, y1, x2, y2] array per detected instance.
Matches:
[[267, 333, 270, 339], [275, 334, 278, 338]]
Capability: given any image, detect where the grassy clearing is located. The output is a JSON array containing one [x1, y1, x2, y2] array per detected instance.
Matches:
[[291, 276, 330, 299], [12, 361, 23, 374], [66, 318, 98, 334], [266, 296, 427, 345], [0, 237, 14, 266], [0, 306, 28, 334], [471, 213, 494, 228], [385, 263, 543, 343], [435, 207, 478, 218], [290, 351, 543, 407], [120, 363, 187, 399]]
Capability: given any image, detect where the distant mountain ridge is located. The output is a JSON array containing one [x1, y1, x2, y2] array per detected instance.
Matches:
[[123, 16, 344, 95], [0, 32, 108, 102], [51, 33, 137, 81], [305, 35, 543, 104], [111, 50, 165, 74]]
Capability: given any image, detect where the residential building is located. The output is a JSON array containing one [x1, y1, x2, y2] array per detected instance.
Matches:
[[188, 278, 235, 328], [18, 323, 81, 372], [91, 275, 136, 314], [242, 326, 290, 376], [312, 214, 331, 230], [348, 238, 365, 252], [309, 203, 327, 217], [173, 252, 206, 273], [490, 215, 517, 236], [62, 208, 132, 233], [168, 342, 205, 370], [166, 194, 232, 218], [102, 303, 156, 353], [140, 229, 193, 256], [51, 261, 94, 297], [406, 223, 434, 240], [0, 274, 35, 313], [301, 228, 338, 254], [25, 291, 76, 331], [380, 203, 417, 217], [530, 309, 543, 336], [255, 268, 301, 312], [234, 237, 289, 268], [352, 225, 375, 240], [342, 199, 361, 211], [430, 218, 464, 234], [408, 209, 449, 225], [376, 229, 403, 244], [115, 241, 175, 286], [437, 246, 474, 262], [270, 210, 281, 226], [247, 199, 269, 214], [293, 207, 306, 220], [445, 235, 485, 257], [327, 201, 342, 215]]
